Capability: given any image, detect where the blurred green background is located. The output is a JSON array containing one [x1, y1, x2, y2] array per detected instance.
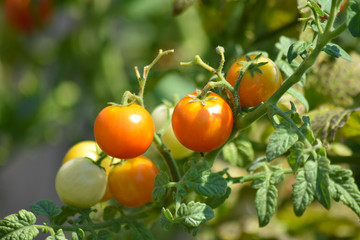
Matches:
[[0, 0, 360, 239]]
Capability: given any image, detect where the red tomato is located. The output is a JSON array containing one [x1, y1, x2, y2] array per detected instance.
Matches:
[[172, 92, 233, 152], [226, 54, 282, 107], [108, 156, 159, 207], [94, 104, 155, 159], [3, 0, 53, 34]]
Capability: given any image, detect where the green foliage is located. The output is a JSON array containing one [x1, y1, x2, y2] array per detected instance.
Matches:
[[347, 0, 360, 37], [0, 210, 39, 240], [1, 0, 360, 239]]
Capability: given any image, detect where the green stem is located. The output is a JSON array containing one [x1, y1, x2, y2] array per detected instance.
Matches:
[[230, 168, 293, 184], [153, 134, 181, 182], [136, 49, 175, 107]]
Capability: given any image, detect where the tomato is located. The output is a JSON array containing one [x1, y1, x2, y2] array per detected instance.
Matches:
[[3, 0, 53, 34], [63, 141, 99, 163], [55, 157, 107, 209], [94, 104, 155, 159], [108, 156, 159, 207], [172, 92, 233, 153], [62, 141, 119, 202], [151, 105, 193, 159], [226, 54, 282, 107], [317, 0, 347, 20]]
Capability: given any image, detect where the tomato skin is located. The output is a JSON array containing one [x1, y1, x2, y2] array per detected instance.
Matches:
[[108, 156, 159, 207], [172, 92, 234, 153], [151, 105, 193, 159], [55, 157, 107, 209], [63, 141, 99, 164], [94, 104, 155, 159], [62, 141, 119, 202], [4, 0, 53, 34], [226, 55, 282, 107]]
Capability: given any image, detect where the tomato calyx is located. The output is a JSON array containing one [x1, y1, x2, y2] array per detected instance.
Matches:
[[235, 54, 269, 79], [188, 90, 219, 106]]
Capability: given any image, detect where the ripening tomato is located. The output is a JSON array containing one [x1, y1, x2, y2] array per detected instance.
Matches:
[[172, 92, 233, 153], [94, 104, 155, 159], [62, 141, 120, 202], [55, 157, 107, 209], [226, 54, 282, 107], [108, 156, 159, 207], [3, 0, 53, 34], [151, 104, 193, 159]]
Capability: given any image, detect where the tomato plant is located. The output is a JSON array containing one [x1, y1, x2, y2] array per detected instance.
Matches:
[[94, 104, 155, 159], [108, 156, 159, 207], [1, 2, 360, 239], [225, 54, 282, 107], [55, 157, 107, 209], [3, 0, 53, 34], [172, 91, 233, 152], [151, 104, 193, 159]]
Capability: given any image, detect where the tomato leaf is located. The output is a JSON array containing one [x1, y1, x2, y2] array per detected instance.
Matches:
[[153, 172, 170, 201], [287, 88, 309, 112], [323, 43, 353, 61], [287, 41, 312, 63], [205, 187, 232, 209], [292, 169, 315, 216], [300, 116, 316, 144], [183, 162, 227, 197], [288, 142, 307, 172], [160, 208, 174, 230], [304, 158, 331, 210], [307, 106, 357, 144], [130, 221, 154, 240], [266, 127, 299, 161], [46, 229, 66, 240], [0, 210, 39, 240], [347, 0, 360, 37], [309, 0, 326, 17], [222, 137, 254, 168], [329, 165, 360, 218], [176, 201, 214, 229], [255, 185, 278, 227], [29, 200, 61, 219]]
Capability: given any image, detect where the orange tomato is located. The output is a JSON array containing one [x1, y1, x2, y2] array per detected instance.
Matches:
[[172, 92, 234, 152], [94, 104, 155, 159], [108, 156, 159, 207], [226, 54, 282, 107]]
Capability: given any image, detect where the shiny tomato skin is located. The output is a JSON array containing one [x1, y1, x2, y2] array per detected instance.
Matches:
[[172, 92, 233, 153], [108, 156, 159, 207], [55, 157, 107, 209], [4, 0, 53, 34], [226, 54, 282, 107], [94, 104, 155, 159]]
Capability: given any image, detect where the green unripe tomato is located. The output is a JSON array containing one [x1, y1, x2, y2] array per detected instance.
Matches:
[[55, 157, 107, 209], [151, 104, 193, 159]]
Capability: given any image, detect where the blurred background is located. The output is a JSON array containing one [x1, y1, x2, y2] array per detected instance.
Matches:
[[0, 0, 360, 239]]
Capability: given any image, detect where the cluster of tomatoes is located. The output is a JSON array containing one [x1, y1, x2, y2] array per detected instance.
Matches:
[[55, 54, 282, 209]]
